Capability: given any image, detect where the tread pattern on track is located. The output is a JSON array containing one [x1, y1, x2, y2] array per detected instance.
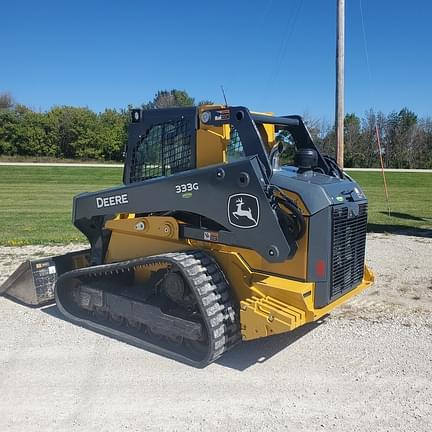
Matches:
[[55, 250, 241, 366]]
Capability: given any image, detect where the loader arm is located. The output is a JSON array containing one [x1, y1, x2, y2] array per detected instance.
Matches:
[[73, 157, 297, 266]]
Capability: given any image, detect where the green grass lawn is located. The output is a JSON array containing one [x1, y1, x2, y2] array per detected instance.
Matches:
[[0, 166, 122, 245], [0, 166, 431, 245], [348, 171, 432, 236]]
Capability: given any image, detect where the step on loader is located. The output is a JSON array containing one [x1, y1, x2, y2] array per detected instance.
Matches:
[[1, 105, 374, 366]]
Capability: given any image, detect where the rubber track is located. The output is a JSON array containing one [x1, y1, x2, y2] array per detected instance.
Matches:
[[55, 250, 241, 367]]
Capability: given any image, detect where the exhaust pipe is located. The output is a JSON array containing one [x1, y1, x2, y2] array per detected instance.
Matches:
[[0, 250, 90, 306]]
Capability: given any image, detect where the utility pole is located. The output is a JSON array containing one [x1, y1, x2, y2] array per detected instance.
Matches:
[[335, 0, 345, 168]]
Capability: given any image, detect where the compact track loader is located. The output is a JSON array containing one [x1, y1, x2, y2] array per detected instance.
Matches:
[[1, 105, 374, 366]]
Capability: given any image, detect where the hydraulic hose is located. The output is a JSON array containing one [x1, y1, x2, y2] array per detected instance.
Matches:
[[267, 185, 306, 241]]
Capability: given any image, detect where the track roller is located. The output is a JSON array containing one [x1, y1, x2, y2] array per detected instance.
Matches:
[[55, 251, 241, 366]]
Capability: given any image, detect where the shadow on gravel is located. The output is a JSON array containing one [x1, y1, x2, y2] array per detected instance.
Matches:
[[216, 318, 327, 371], [368, 223, 432, 238], [41, 303, 63, 319], [41, 303, 328, 371]]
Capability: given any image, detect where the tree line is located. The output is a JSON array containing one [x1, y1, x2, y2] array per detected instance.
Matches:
[[1, 90, 431, 168], [309, 108, 432, 169]]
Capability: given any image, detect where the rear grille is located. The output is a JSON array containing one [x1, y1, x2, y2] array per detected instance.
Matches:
[[330, 203, 368, 299]]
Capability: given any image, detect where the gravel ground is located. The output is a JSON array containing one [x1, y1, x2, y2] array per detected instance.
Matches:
[[0, 234, 431, 432]]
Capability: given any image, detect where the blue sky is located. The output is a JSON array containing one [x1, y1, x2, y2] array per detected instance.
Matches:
[[1, 0, 431, 121]]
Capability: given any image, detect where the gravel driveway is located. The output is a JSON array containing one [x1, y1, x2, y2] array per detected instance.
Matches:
[[0, 234, 431, 432]]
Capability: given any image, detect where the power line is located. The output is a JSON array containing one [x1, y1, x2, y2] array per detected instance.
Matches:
[[262, 0, 303, 105], [359, 0, 391, 214], [359, 0, 373, 90]]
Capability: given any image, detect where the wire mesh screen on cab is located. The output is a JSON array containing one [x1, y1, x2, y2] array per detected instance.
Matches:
[[227, 127, 245, 161], [130, 118, 193, 182]]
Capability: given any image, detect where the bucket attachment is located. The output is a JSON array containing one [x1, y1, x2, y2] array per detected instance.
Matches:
[[0, 249, 90, 306]]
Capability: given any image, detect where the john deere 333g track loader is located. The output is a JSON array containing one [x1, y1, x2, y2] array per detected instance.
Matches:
[[1, 105, 374, 366]]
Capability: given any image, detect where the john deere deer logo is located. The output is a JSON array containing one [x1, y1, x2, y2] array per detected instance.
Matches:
[[228, 194, 260, 228]]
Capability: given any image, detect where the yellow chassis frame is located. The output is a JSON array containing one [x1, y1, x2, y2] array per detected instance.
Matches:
[[104, 216, 374, 342]]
